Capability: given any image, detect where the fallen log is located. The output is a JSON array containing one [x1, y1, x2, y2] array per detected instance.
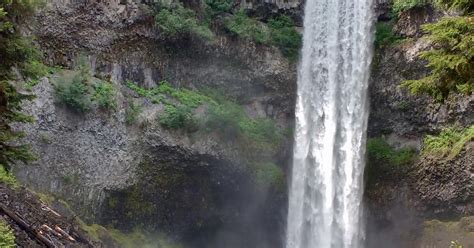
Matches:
[[55, 225, 76, 242], [0, 202, 57, 248]]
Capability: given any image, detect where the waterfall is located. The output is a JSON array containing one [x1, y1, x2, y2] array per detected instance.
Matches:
[[286, 0, 374, 247]]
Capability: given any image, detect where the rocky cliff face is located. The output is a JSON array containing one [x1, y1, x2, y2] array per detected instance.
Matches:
[[13, 0, 473, 247]]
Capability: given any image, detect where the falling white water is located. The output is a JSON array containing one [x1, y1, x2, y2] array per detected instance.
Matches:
[[286, 0, 374, 247]]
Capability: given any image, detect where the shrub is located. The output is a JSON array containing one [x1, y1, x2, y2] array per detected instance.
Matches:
[[125, 101, 142, 125], [374, 22, 402, 48], [93, 81, 117, 111], [251, 162, 285, 191], [401, 17, 473, 101], [155, 3, 214, 41], [268, 15, 302, 61], [206, 102, 246, 140], [365, 137, 416, 185], [0, 219, 15, 248], [435, 0, 473, 13], [55, 72, 92, 112], [392, 0, 431, 15], [205, 0, 233, 16], [159, 105, 194, 129], [0, 165, 18, 187], [422, 125, 473, 159], [224, 10, 270, 44]]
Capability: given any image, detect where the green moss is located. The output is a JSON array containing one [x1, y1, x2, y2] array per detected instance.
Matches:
[[422, 125, 473, 160], [0, 219, 15, 248]]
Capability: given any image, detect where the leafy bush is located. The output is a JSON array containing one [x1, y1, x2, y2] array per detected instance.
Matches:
[[205, 0, 233, 16], [125, 101, 142, 125], [93, 81, 117, 111], [155, 3, 214, 41], [0, 219, 15, 248], [401, 17, 473, 101], [0, 165, 17, 187], [206, 102, 245, 139], [392, 0, 431, 15], [251, 162, 285, 191], [55, 72, 92, 112], [268, 15, 302, 61], [435, 0, 473, 13], [225, 10, 270, 44], [365, 137, 416, 185], [422, 125, 473, 159], [375, 22, 402, 48], [159, 105, 195, 129]]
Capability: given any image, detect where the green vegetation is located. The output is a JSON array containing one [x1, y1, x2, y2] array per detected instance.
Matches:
[[375, 22, 402, 48], [268, 15, 302, 61], [0, 166, 18, 187], [0, 0, 42, 171], [55, 59, 117, 112], [205, 0, 233, 16], [155, 2, 214, 41], [251, 162, 285, 191], [125, 101, 142, 125], [422, 125, 473, 159], [392, 0, 431, 15], [225, 12, 302, 60], [365, 137, 417, 185], [0, 219, 15, 248], [93, 81, 117, 111], [450, 240, 463, 248], [159, 105, 195, 129], [225, 10, 270, 44], [435, 0, 473, 13], [108, 228, 182, 248], [401, 16, 473, 101]]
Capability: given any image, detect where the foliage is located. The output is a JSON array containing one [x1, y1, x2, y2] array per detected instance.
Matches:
[[0, 165, 17, 187], [0, 0, 44, 171], [375, 22, 402, 48], [251, 162, 285, 191], [205, 0, 233, 16], [435, 0, 473, 13], [0, 219, 15, 248], [159, 105, 195, 129], [155, 2, 213, 41], [268, 15, 302, 61], [422, 125, 473, 159], [392, 0, 431, 15], [450, 240, 463, 248], [365, 137, 417, 185], [402, 17, 473, 101], [55, 71, 92, 112], [125, 101, 142, 125], [108, 228, 182, 248], [93, 81, 117, 111], [225, 10, 270, 44]]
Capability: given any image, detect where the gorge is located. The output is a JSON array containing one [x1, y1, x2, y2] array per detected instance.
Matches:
[[0, 0, 472, 247]]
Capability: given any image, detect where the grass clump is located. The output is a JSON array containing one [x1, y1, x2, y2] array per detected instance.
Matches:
[[159, 105, 195, 130], [365, 137, 417, 185], [0, 165, 18, 187], [401, 16, 473, 101], [125, 101, 142, 125], [93, 81, 117, 111], [0, 219, 15, 248], [267, 15, 302, 61], [375, 22, 402, 48], [422, 125, 473, 160], [225, 10, 270, 44], [435, 0, 473, 13], [392, 0, 431, 15], [155, 2, 214, 41]]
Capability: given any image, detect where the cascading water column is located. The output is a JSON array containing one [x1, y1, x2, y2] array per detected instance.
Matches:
[[286, 0, 374, 247]]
